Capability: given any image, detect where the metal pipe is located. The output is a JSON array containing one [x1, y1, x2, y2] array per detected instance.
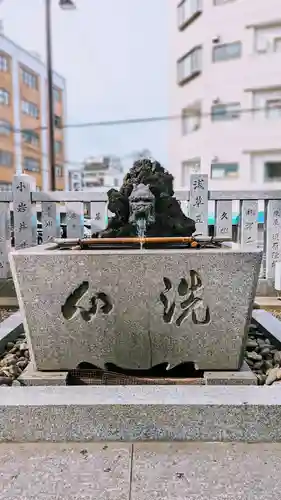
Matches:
[[79, 237, 197, 244]]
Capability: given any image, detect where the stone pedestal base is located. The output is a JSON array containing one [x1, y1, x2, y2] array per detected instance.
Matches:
[[204, 362, 257, 385], [19, 361, 257, 386], [19, 364, 68, 386]]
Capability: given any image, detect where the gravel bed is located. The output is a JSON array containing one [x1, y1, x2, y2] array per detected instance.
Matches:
[[0, 307, 18, 322], [0, 334, 29, 386], [245, 323, 281, 385], [269, 309, 281, 321], [0, 318, 280, 386]]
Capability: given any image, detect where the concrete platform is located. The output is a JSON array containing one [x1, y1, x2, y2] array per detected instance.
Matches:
[[255, 296, 281, 310], [1, 442, 281, 499], [0, 385, 281, 442], [204, 361, 257, 385], [18, 363, 68, 386]]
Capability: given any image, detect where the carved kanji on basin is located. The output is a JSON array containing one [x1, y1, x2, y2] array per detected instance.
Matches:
[[160, 270, 210, 327], [62, 281, 113, 322]]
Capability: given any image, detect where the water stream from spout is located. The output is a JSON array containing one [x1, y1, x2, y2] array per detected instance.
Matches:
[[136, 218, 147, 250]]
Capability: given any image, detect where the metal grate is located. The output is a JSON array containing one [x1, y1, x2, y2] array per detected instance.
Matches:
[[66, 368, 203, 386]]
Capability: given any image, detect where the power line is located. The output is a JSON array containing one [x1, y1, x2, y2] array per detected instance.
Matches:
[[13, 142, 153, 174], [9, 104, 281, 134], [7, 103, 281, 176]]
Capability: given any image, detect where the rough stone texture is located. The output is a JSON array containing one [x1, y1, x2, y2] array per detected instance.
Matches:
[[244, 320, 281, 385], [204, 361, 257, 385], [10, 245, 262, 371], [2, 443, 281, 500], [99, 158, 196, 238], [132, 442, 281, 500], [1, 386, 281, 442], [0, 442, 131, 500], [18, 363, 67, 386]]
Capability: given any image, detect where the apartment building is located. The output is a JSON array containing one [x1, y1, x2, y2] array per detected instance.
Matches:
[[82, 156, 123, 190], [0, 31, 66, 192], [68, 165, 83, 191], [169, 0, 281, 190]]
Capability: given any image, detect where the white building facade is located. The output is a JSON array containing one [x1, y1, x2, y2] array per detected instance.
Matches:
[[169, 0, 281, 190], [68, 166, 83, 191], [82, 156, 123, 191]]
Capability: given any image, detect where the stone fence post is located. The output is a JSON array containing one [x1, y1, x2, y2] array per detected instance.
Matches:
[[0, 200, 11, 279], [12, 174, 37, 250]]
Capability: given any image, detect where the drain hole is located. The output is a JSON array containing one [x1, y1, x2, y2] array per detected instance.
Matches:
[[66, 361, 203, 385], [105, 362, 203, 378]]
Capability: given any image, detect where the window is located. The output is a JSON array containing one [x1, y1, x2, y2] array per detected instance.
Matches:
[[252, 88, 281, 119], [214, 0, 236, 5], [21, 99, 39, 118], [211, 163, 239, 179], [22, 130, 40, 147], [255, 25, 281, 54], [274, 37, 281, 52], [177, 47, 202, 85], [177, 0, 202, 29], [21, 68, 38, 89], [54, 115, 62, 128], [213, 42, 241, 62], [0, 89, 9, 105], [53, 87, 61, 102], [182, 159, 201, 185], [0, 120, 11, 135], [182, 106, 201, 134], [264, 162, 281, 181], [55, 141, 62, 154], [265, 99, 281, 118], [211, 102, 240, 121], [0, 150, 12, 167], [55, 165, 63, 177], [23, 157, 40, 172], [0, 182, 12, 192], [0, 54, 8, 72]]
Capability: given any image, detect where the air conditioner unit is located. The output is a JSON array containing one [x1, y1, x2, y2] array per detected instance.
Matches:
[[212, 35, 220, 44]]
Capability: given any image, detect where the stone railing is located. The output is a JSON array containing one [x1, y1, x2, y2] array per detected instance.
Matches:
[[0, 173, 280, 287]]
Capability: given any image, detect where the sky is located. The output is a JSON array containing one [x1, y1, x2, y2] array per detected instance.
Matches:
[[1, 0, 169, 168]]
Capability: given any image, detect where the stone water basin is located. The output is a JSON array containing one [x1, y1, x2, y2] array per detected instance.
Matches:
[[9, 243, 262, 372]]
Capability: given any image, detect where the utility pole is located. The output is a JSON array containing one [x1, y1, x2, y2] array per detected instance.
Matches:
[[45, 0, 56, 191], [45, 0, 76, 191]]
